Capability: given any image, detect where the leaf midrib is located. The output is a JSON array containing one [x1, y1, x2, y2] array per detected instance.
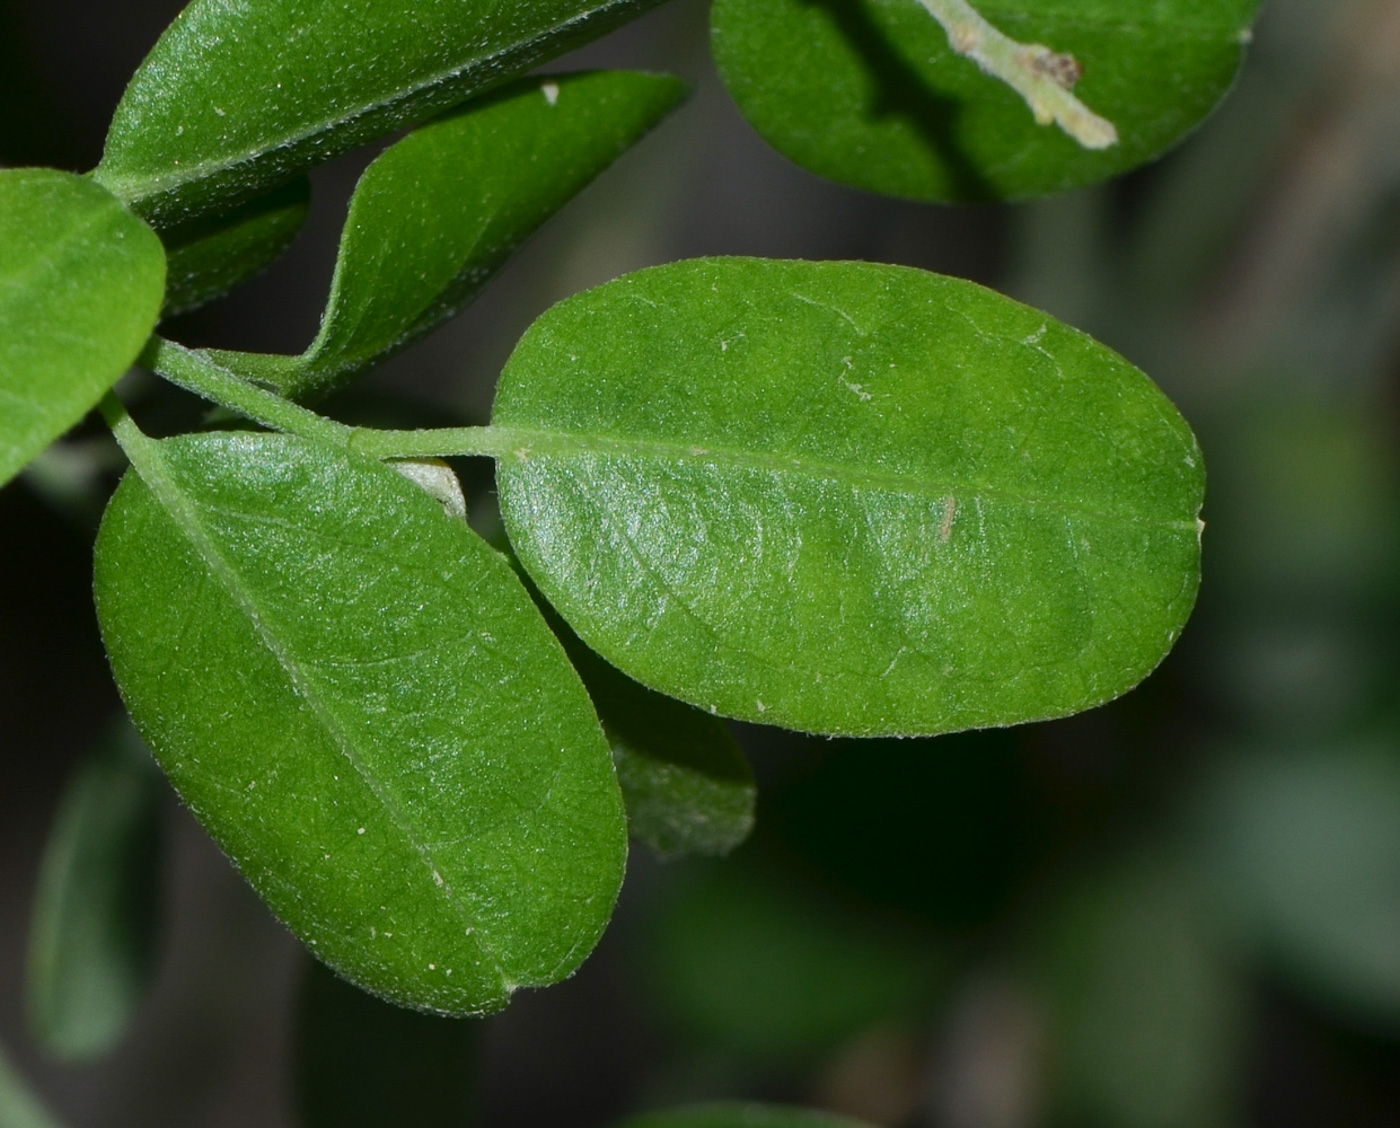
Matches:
[[485, 422, 1201, 531], [96, 0, 643, 207], [125, 436, 510, 990]]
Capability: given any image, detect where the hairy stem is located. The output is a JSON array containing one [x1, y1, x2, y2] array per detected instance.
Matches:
[[138, 336, 515, 459], [917, 0, 1118, 149], [139, 337, 355, 448]]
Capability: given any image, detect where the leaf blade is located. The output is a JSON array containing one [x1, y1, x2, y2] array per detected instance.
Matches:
[[94, 431, 626, 1015], [0, 170, 165, 488], [710, 0, 1262, 202], [25, 721, 164, 1062], [494, 257, 1204, 737], [206, 71, 686, 400], [557, 620, 754, 860], [93, 0, 671, 228], [160, 177, 311, 317]]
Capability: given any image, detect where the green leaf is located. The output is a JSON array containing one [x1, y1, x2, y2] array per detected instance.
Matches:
[[651, 864, 944, 1058], [1031, 856, 1245, 1128], [205, 71, 686, 401], [559, 623, 754, 860], [710, 0, 1261, 202], [93, 0, 672, 229], [0, 1042, 65, 1128], [617, 1106, 877, 1128], [296, 958, 476, 1128], [26, 720, 164, 1063], [94, 430, 625, 1016], [494, 258, 1204, 737], [1196, 746, 1400, 1029], [0, 169, 165, 488], [161, 177, 311, 317]]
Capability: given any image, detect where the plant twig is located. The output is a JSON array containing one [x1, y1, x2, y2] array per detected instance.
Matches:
[[917, 0, 1118, 149], [137, 336, 513, 460]]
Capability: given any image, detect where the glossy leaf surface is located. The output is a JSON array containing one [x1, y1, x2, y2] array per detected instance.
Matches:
[[495, 258, 1204, 736], [0, 170, 165, 488], [161, 177, 311, 317], [94, 431, 625, 1016], [711, 0, 1261, 202], [297, 958, 475, 1127], [209, 71, 686, 401], [26, 721, 164, 1062], [94, 0, 669, 228], [619, 1104, 876, 1128]]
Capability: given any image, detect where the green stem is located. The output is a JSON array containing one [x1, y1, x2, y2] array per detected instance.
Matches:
[[137, 335, 518, 461], [917, 0, 1117, 149], [139, 337, 355, 448]]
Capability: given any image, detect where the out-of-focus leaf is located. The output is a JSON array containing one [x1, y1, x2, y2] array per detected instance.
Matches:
[[650, 863, 944, 1058], [1031, 855, 1245, 1128], [1200, 406, 1400, 733], [0, 1042, 64, 1128], [1195, 746, 1400, 1029], [617, 1105, 876, 1128], [204, 71, 685, 401], [93, 0, 672, 228], [0, 169, 164, 488], [26, 720, 164, 1062], [710, 0, 1261, 202], [160, 177, 311, 317], [296, 957, 476, 1128], [495, 257, 1205, 737], [94, 430, 625, 1016]]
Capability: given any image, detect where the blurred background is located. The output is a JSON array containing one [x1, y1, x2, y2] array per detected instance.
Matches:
[[2, 0, 1400, 1124]]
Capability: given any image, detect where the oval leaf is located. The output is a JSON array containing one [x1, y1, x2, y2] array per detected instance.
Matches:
[[93, 0, 670, 228], [710, 0, 1261, 202], [0, 169, 165, 488], [161, 177, 311, 317], [206, 70, 686, 401], [94, 431, 625, 1015], [26, 720, 164, 1062], [494, 258, 1204, 737], [619, 1107, 876, 1128]]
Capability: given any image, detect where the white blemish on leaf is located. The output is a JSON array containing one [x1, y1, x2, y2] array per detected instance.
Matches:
[[542, 81, 560, 105]]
